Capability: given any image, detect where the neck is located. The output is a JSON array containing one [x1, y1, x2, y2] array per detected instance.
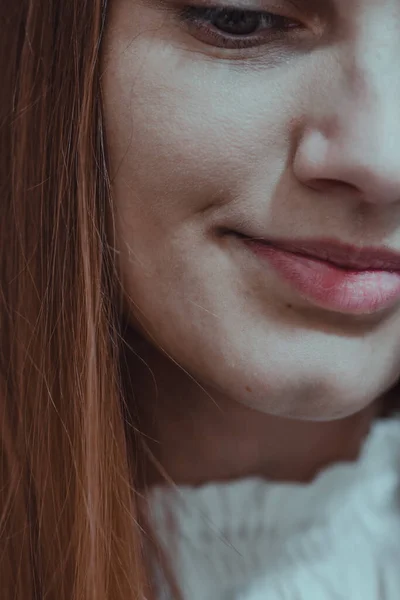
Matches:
[[124, 328, 383, 487]]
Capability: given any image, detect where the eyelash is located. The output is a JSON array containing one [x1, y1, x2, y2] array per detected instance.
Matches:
[[174, 5, 303, 50]]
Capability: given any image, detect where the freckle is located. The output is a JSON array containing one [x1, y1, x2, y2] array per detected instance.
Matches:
[[245, 386, 252, 393], [286, 304, 293, 309]]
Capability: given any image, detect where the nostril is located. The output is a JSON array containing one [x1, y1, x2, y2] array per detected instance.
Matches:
[[305, 178, 357, 194]]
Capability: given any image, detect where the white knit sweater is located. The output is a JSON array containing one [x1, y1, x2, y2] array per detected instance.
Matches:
[[147, 416, 400, 599]]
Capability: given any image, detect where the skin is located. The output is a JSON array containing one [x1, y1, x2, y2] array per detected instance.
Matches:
[[101, 0, 400, 484]]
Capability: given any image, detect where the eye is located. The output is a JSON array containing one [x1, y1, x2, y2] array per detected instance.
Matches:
[[175, 5, 304, 50]]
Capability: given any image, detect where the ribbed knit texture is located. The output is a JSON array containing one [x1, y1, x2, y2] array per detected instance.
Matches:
[[147, 416, 400, 599]]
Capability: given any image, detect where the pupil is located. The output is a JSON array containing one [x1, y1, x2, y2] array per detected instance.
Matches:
[[213, 10, 260, 35]]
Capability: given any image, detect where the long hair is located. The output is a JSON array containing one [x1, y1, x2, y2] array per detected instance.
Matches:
[[0, 1, 156, 597], [2, 2, 400, 600]]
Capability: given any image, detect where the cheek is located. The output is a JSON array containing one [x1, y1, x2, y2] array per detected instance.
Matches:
[[101, 39, 308, 233], [101, 37, 307, 352]]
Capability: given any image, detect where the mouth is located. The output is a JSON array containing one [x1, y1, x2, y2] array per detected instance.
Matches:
[[232, 232, 400, 273], [228, 232, 400, 315]]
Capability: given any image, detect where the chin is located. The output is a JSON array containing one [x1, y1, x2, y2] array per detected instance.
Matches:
[[209, 369, 381, 422]]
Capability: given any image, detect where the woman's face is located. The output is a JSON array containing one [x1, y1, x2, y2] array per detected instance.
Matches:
[[101, 0, 400, 420]]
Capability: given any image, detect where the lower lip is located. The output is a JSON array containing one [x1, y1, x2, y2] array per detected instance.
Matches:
[[245, 241, 400, 315]]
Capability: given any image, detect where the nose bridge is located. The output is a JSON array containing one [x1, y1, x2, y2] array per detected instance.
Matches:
[[343, 63, 398, 163], [339, 7, 400, 125], [347, 36, 399, 140]]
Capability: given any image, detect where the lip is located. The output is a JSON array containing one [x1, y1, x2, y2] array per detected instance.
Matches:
[[241, 236, 400, 272], [240, 236, 400, 315]]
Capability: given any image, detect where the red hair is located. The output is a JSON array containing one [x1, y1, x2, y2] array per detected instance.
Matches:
[[1, 2, 399, 599]]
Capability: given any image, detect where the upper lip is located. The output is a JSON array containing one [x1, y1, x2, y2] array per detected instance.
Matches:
[[243, 236, 400, 271]]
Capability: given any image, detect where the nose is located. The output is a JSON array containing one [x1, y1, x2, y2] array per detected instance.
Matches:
[[293, 47, 400, 205]]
